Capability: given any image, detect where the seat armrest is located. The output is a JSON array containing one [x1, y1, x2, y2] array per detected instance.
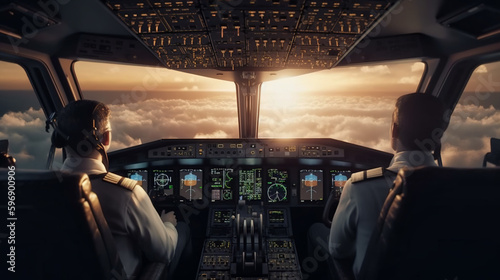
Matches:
[[137, 262, 167, 280]]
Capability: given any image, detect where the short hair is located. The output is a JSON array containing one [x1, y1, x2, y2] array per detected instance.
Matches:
[[52, 100, 110, 151], [394, 93, 448, 151]]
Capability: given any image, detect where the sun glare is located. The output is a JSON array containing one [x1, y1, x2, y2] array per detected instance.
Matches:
[[261, 76, 307, 108]]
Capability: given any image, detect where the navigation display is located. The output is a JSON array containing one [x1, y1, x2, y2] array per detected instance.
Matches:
[[127, 169, 148, 191], [300, 169, 323, 202], [152, 169, 174, 198], [209, 168, 237, 202], [330, 170, 352, 199], [266, 169, 288, 203], [238, 168, 262, 201], [180, 169, 203, 201]]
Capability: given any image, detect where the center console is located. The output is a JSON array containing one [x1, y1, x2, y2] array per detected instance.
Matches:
[[198, 202, 302, 280]]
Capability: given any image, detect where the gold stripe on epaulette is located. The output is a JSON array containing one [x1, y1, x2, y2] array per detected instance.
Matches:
[[103, 172, 136, 191], [351, 167, 385, 183], [366, 167, 384, 179], [119, 177, 137, 191], [103, 172, 122, 185], [351, 170, 366, 183]]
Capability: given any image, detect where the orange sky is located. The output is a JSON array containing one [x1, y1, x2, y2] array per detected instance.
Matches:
[[71, 60, 425, 96], [1, 59, 425, 94]]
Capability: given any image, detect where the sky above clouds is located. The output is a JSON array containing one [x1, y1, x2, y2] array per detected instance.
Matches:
[[1, 60, 499, 169]]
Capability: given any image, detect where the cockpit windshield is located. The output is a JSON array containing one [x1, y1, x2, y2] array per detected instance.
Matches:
[[74, 60, 425, 155]]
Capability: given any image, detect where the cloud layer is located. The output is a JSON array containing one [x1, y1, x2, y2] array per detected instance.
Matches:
[[2, 94, 498, 169], [442, 103, 500, 167], [2, 60, 498, 169], [107, 97, 239, 150], [0, 108, 51, 168]]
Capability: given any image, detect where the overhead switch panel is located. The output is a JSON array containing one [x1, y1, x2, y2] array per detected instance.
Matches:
[[104, 0, 397, 70]]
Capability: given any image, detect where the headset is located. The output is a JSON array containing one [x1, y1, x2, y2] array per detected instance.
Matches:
[[46, 102, 109, 171], [0, 139, 16, 168]]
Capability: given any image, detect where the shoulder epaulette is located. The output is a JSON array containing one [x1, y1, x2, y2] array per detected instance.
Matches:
[[102, 172, 137, 191], [351, 167, 387, 183]]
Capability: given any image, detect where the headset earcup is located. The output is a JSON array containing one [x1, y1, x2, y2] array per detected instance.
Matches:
[[51, 130, 67, 148]]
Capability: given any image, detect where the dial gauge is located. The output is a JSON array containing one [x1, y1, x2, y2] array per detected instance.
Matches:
[[267, 183, 287, 202]]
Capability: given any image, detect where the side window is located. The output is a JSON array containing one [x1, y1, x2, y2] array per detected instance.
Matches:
[[0, 61, 50, 169], [442, 61, 500, 167]]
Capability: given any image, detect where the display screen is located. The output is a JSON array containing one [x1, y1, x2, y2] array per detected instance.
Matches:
[[179, 169, 203, 200], [300, 169, 323, 202], [127, 169, 148, 191], [212, 209, 234, 225], [330, 170, 352, 198], [152, 169, 174, 198], [238, 168, 262, 201], [268, 209, 285, 224], [266, 169, 288, 203], [209, 168, 237, 202]]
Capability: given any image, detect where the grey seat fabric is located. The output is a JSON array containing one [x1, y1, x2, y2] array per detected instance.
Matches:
[[0, 169, 166, 280], [359, 166, 500, 280]]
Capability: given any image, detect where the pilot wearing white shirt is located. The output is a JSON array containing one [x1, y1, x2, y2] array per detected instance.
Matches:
[[308, 93, 448, 279], [53, 100, 187, 278], [329, 150, 436, 278], [329, 93, 449, 278]]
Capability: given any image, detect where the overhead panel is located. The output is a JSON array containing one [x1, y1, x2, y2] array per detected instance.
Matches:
[[104, 0, 397, 70]]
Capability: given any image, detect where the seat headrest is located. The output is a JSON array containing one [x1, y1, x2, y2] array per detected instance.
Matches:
[[2, 169, 92, 200]]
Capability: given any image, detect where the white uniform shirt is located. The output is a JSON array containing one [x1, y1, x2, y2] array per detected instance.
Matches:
[[328, 150, 436, 279], [61, 158, 178, 277]]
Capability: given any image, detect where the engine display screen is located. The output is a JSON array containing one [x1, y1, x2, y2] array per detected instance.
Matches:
[[179, 169, 203, 201], [300, 169, 323, 202], [152, 169, 174, 198], [266, 169, 288, 203], [330, 170, 352, 199], [209, 168, 237, 202], [238, 168, 262, 201], [127, 169, 148, 191]]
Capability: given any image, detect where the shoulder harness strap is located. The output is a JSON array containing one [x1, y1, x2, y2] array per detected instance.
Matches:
[[351, 167, 397, 183], [102, 172, 137, 191]]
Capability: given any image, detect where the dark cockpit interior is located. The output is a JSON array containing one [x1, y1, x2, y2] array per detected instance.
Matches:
[[1, 0, 500, 279]]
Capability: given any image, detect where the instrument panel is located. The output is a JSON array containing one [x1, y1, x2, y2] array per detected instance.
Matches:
[[124, 166, 353, 205], [111, 139, 390, 206], [110, 139, 390, 279]]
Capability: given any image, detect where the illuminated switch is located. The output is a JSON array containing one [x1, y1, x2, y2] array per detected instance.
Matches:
[[221, 25, 227, 38]]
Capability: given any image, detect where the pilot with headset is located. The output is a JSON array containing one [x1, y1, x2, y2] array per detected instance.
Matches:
[[50, 100, 189, 278], [308, 93, 449, 279]]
